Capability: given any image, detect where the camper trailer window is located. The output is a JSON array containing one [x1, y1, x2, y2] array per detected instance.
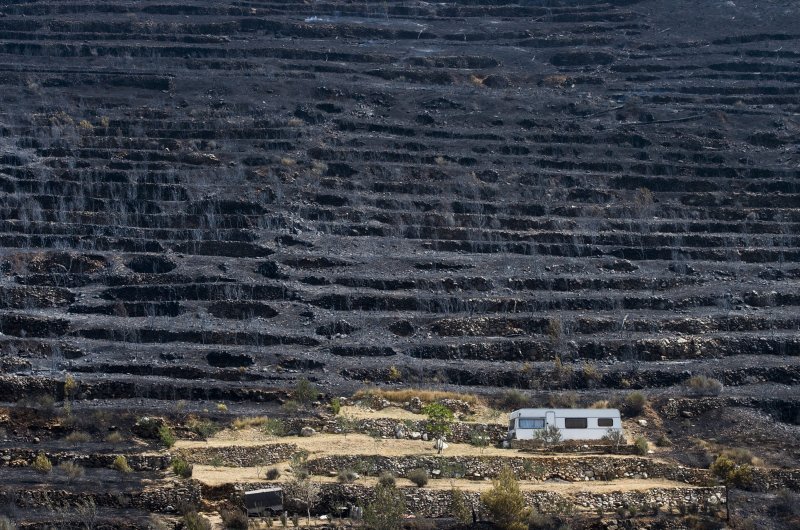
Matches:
[[564, 418, 588, 429], [597, 418, 613, 427], [509, 419, 515, 431], [518, 418, 545, 429]]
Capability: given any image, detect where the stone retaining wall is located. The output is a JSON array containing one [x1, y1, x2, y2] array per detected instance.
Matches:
[[175, 443, 298, 467], [0, 481, 201, 513], [512, 440, 640, 455], [0, 448, 170, 471], [305, 454, 713, 486], [751, 467, 800, 492], [235, 482, 726, 518]]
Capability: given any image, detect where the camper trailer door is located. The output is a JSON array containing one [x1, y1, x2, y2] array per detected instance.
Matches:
[[546, 410, 555, 428]]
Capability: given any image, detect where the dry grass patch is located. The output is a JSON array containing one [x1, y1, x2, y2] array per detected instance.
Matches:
[[231, 416, 271, 430], [352, 388, 482, 406]]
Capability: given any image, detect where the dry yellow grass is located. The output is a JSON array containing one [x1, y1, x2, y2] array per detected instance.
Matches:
[[231, 416, 271, 430], [352, 387, 482, 406], [340, 405, 505, 426]]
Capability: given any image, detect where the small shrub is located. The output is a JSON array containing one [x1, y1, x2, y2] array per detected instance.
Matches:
[[547, 392, 577, 409], [655, 434, 673, 447], [481, 466, 530, 530], [183, 511, 212, 530], [291, 514, 299, 527], [623, 392, 647, 416], [771, 489, 800, 517], [469, 432, 490, 453], [220, 509, 248, 529], [364, 482, 406, 530], [172, 458, 193, 478], [685, 375, 723, 396], [216, 403, 228, 412], [261, 418, 286, 438], [337, 469, 359, 483], [711, 455, 753, 488], [580, 363, 602, 387], [601, 429, 626, 451], [158, 425, 176, 448], [496, 389, 529, 410], [533, 425, 562, 447], [32, 453, 52, 474], [0, 515, 16, 530], [105, 431, 125, 444], [710, 455, 735, 479], [546, 319, 562, 343], [407, 468, 429, 487], [65, 431, 92, 444], [378, 471, 396, 488], [450, 487, 471, 524], [528, 512, 558, 530], [634, 436, 649, 455], [63, 374, 78, 400], [721, 447, 758, 466], [330, 398, 342, 415], [281, 400, 300, 413], [266, 467, 281, 480], [112, 455, 133, 473], [388, 365, 402, 381], [293, 378, 319, 407], [59, 461, 85, 483], [279, 512, 288, 527], [335, 415, 357, 437], [187, 417, 221, 440], [728, 465, 753, 488]]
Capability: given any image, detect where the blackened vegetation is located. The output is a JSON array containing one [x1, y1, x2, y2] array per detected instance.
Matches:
[[0, 0, 798, 439]]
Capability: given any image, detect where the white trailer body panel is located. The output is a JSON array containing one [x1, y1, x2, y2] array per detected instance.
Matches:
[[508, 408, 622, 441]]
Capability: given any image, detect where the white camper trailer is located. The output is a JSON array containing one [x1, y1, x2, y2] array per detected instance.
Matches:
[[508, 408, 622, 441]]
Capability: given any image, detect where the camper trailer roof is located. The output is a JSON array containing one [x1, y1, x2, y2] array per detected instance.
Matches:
[[245, 487, 282, 495], [509, 408, 620, 418]]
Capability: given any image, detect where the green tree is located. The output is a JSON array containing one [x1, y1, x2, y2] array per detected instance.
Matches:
[[364, 483, 406, 530], [481, 467, 530, 530], [294, 378, 319, 408], [422, 403, 454, 439], [158, 425, 176, 448], [285, 476, 321, 527]]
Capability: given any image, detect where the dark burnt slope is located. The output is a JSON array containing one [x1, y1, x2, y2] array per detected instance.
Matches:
[[0, 0, 798, 410]]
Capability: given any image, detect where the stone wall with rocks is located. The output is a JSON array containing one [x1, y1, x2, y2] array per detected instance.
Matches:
[[512, 440, 640, 455], [0, 481, 201, 513], [305, 454, 712, 485], [234, 482, 726, 518], [320, 417, 507, 444], [750, 467, 800, 492], [175, 443, 298, 467], [0, 448, 170, 471]]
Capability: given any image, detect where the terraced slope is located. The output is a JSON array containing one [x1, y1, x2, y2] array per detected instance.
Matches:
[[0, 0, 799, 411]]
